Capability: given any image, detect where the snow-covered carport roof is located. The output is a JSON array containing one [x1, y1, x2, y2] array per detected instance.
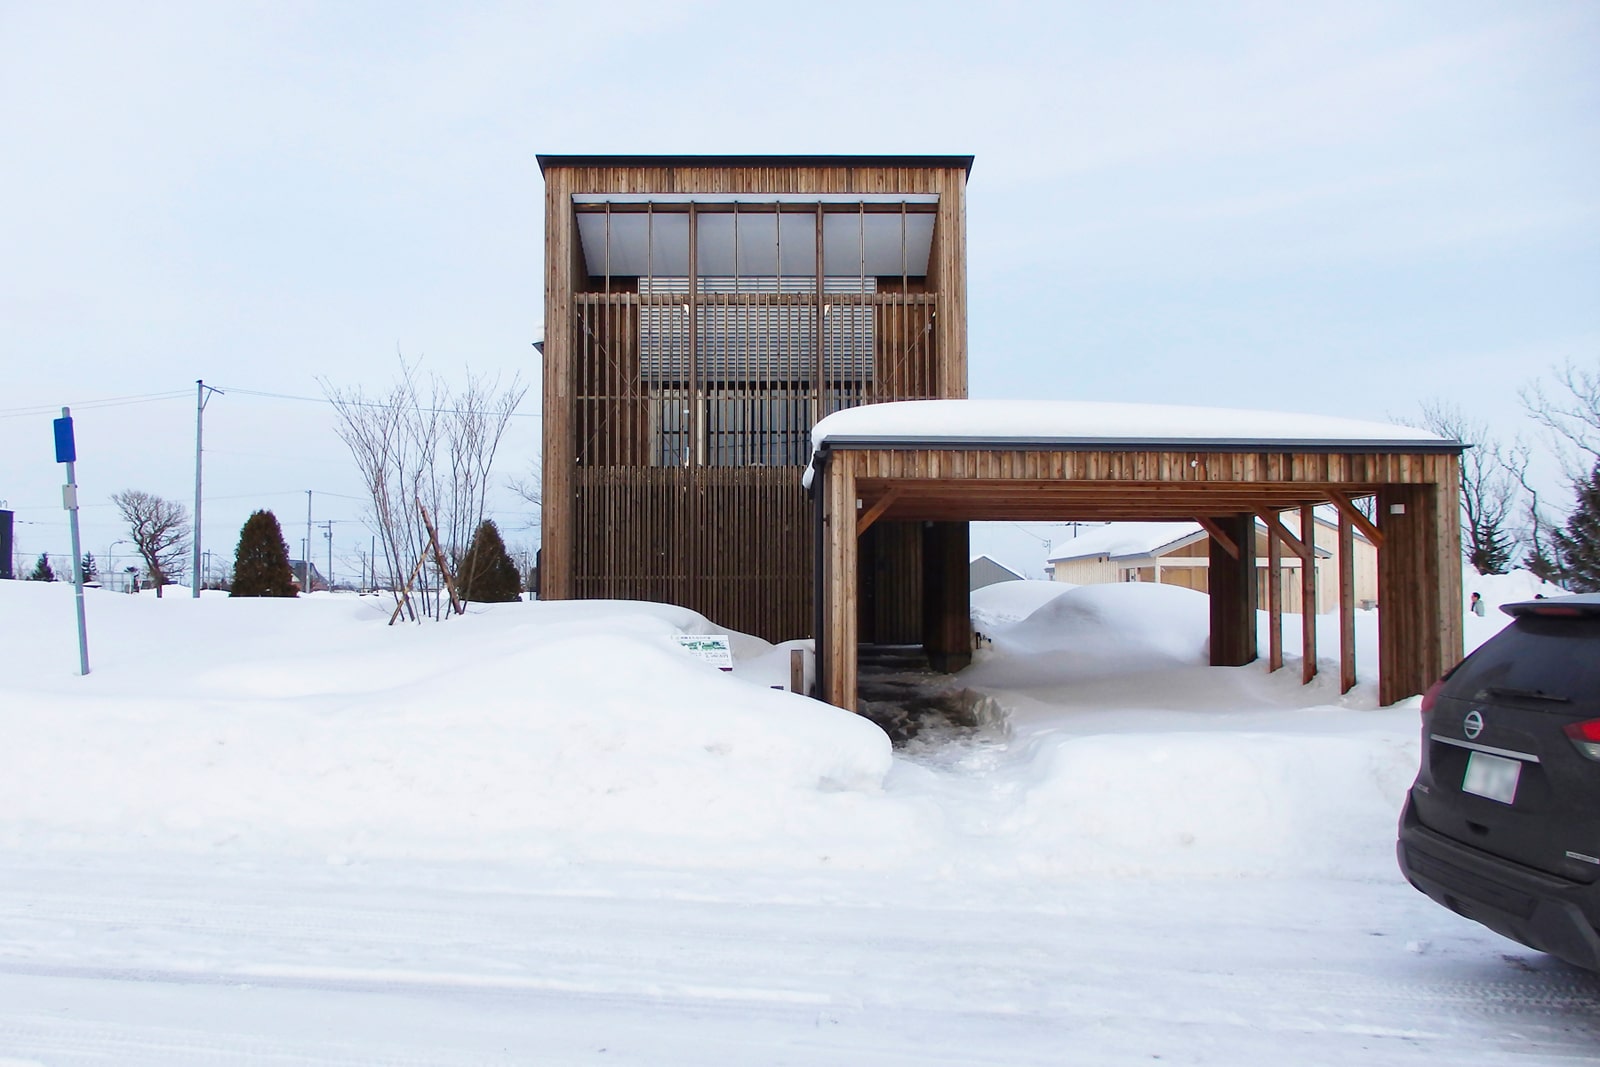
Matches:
[[805, 400, 1461, 521], [806, 399, 1465, 714]]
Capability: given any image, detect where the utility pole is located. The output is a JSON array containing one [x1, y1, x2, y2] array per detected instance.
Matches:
[[320, 520, 334, 590], [305, 490, 313, 593], [192, 380, 223, 598]]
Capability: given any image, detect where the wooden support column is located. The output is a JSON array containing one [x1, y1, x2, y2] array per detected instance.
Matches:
[[1208, 513, 1257, 667], [1264, 511, 1284, 672], [1300, 503, 1318, 685], [1377, 481, 1461, 705], [822, 454, 859, 711], [540, 167, 578, 600], [1338, 507, 1357, 693], [922, 521, 972, 673]]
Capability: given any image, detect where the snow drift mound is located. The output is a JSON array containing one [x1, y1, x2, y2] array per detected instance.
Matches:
[[970, 579, 1074, 632], [966, 582, 1210, 688], [0, 584, 898, 869]]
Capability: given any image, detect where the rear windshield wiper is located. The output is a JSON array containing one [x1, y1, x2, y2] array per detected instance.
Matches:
[[1482, 685, 1572, 704]]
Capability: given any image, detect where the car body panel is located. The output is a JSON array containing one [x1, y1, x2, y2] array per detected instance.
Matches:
[[1398, 594, 1600, 970]]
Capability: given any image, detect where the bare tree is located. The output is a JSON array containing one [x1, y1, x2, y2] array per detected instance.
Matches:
[[1408, 401, 1518, 574], [439, 370, 526, 571], [506, 457, 542, 525], [1521, 359, 1600, 488], [111, 490, 190, 598], [1515, 360, 1600, 583], [323, 357, 526, 623]]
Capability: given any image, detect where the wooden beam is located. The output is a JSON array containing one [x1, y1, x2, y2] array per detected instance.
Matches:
[[1339, 507, 1356, 694], [1301, 503, 1317, 685], [1261, 510, 1313, 562], [855, 488, 903, 538], [1327, 489, 1384, 548], [1197, 516, 1240, 560]]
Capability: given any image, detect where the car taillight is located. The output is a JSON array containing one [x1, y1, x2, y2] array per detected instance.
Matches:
[[1420, 677, 1446, 719], [1563, 719, 1600, 762]]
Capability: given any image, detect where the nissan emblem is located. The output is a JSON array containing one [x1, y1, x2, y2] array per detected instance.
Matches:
[[1464, 710, 1485, 739]]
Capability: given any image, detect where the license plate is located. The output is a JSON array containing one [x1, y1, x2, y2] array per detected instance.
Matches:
[[1463, 751, 1521, 805]]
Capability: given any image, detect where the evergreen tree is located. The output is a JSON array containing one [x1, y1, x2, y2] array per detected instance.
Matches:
[[81, 552, 97, 582], [230, 510, 299, 597], [456, 519, 522, 603], [1551, 462, 1600, 593], [29, 553, 55, 582], [1468, 527, 1514, 576]]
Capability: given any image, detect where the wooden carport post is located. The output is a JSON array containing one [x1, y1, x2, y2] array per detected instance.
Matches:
[[1329, 489, 1383, 695], [922, 522, 972, 673], [822, 453, 860, 711], [1339, 509, 1357, 693], [1377, 479, 1463, 705], [1205, 514, 1257, 666], [1299, 503, 1318, 684]]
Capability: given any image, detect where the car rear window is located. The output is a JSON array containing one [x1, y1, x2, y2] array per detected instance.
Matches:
[[1446, 616, 1600, 706]]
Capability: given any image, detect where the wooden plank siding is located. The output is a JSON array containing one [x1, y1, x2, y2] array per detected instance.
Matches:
[[539, 157, 970, 643]]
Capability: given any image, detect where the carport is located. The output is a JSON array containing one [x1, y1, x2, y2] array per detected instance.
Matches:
[[807, 401, 1465, 712]]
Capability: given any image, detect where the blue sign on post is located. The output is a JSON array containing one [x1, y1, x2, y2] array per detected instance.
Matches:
[[53, 416, 76, 464]]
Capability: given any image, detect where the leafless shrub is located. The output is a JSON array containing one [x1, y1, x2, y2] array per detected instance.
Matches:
[[322, 357, 526, 622]]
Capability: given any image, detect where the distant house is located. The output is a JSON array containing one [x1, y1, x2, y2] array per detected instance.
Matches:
[[1046, 516, 1377, 615], [286, 559, 328, 592], [970, 554, 1026, 591]]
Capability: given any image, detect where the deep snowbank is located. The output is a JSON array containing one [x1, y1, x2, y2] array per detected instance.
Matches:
[[0, 583, 894, 868]]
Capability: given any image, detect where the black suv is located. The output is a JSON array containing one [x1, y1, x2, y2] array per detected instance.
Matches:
[[1397, 592, 1600, 970]]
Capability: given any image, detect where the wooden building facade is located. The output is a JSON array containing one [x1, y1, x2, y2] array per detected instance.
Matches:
[[538, 156, 973, 641]]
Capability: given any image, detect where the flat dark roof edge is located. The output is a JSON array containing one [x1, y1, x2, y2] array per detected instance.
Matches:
[[537, 154, 975, 176], [815, 435, 1465, 455]]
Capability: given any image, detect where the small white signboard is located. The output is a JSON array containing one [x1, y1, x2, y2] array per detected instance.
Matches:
[[674, 634, 733, 671]]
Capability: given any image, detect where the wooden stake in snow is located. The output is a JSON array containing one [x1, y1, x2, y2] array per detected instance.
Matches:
[[387, 499, 465, 625]]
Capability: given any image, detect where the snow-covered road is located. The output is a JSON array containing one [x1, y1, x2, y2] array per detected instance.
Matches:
[[2, 856, 1595, 1065]]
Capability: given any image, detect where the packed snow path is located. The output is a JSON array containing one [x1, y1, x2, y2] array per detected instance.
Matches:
[[1, 856, 1596, 1066]]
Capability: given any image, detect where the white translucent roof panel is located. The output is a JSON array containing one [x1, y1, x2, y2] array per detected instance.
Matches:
[[572, 193, 939, 206], [575, 207, 935, 278]]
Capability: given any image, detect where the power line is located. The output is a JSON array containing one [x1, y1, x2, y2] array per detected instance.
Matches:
[[215, 384, 542, 419], [0, 390, 190, 419]]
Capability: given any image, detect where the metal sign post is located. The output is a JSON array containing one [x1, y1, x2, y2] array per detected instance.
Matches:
[[54, 407, 90, 675]]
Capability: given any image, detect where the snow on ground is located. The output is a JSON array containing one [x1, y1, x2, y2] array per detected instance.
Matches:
[[0, 577, 1595, 1064], [0, 584, 890, 870]]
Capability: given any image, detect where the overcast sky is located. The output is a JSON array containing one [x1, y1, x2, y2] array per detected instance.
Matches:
[[2, 1, 1596, 582]]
